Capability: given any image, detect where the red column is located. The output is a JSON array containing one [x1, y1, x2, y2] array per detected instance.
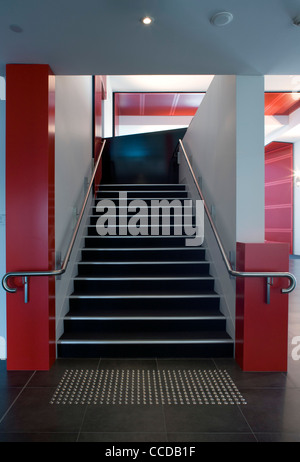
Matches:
[[265, 141, 293, 254], [235, 242, 290, 372], [94, 75, 104, 189], [6, 64, 55, 370]]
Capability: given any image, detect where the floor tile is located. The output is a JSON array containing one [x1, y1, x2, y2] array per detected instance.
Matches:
[[0, 361, 34, 389], [81, 404, 166, 433], [239, 388, 300, 433], [255, 432, 300, 442], [99, 359, 158, 370], [0, 387, 87, 433], [0, 432, 78, 442], [0, 388, 23, 421], [157, 359, 216, 370], [27, 358, 101, 387], [167, 432, 257, 442], [213, 358, 292, 388], [78, 432, 168, 442], [163, 404, 250, 434]]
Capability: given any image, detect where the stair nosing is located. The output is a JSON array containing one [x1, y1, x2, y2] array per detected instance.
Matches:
[[69, 294, 220, 299], [64, 315, 224, 321], [57, 338, 233, 345], [84, 235, 201, 238], [81, 247, 205, 250], [73, 276, 214, 281], [97, 184, 186, 186], [77, 261, 211, 265]]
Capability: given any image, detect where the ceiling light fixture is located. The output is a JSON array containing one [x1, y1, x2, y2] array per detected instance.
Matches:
[[293, 15, 300, 27], [210, 11, 233, 27], [141, 16, 153, 25], [9, 24, 23, 33]]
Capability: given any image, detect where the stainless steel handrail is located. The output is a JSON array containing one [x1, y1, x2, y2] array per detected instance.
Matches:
[[178, 139, 296, 299], [2, 140, 106, 303]]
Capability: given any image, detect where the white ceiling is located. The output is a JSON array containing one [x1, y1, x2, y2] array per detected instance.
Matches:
[[1, 0, 300, 77]]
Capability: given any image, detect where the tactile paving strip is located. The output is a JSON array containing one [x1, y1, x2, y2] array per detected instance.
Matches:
[[50, 369, 247, 405]]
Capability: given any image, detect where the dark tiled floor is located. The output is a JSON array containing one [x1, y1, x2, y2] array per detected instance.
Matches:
[[0, 258, 299, 443]]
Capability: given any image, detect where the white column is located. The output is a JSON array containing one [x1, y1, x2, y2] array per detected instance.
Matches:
[[293, 141, 300, 255], [236, 75, 265, 243]]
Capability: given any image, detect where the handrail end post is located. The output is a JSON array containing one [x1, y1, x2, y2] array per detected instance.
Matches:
[[281, 274, 297, 295], [2, 274, 17, 294], [23, 276, 29, 304]]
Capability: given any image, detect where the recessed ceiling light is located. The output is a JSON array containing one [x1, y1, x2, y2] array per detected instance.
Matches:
[[141, 16, 153, 25], [9, 24, 23, 33], [210, 12, 233, 27]]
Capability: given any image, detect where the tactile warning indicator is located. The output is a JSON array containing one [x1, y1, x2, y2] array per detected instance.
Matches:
[[50, 369, 247, 405]]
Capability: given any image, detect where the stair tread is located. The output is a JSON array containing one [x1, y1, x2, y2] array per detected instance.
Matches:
[[58, 330, 233, 343], [76, 271, 211, 277], [65, 306, 224, 319], [71, 288, 219, 296]]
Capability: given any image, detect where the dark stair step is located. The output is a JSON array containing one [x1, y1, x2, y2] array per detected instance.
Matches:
[[76, 261, 210, 277], [57, 330, 234, 358], [63, 318, 227, 334], [69, 295, 221, 311], [72, 277, 215, 293], [88, 215, 196, 226], [86, 225, 199, 237], [64, 304, 223, 319], [84, 236, 198, 248], [92, 199, 189, 211], [80, 247, 207, 262], [98, 184, 187, 191], [96, 191, 189, 199]]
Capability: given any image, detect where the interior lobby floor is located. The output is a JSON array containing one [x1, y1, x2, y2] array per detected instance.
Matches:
[[0, 257, 299, 444]]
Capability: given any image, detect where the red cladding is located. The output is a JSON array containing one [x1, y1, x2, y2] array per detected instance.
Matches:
[[265, 92, 300, 116], [94, 76, 105, 188], [115, 93, 204, 117], [265, 142, 293, 253], [235, 242, 289, 371], [6, 64, 56, 370]]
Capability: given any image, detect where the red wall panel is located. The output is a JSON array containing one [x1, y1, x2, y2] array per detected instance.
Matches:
[[265, 142, 293, 254], [235, 242, 289, 371], [6, 64, 55, 370], [94, 75, 104, 188], [114, 92, 203, 118]]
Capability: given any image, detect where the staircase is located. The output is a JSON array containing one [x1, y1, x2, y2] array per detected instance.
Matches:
[[57, 184, 234, 358]]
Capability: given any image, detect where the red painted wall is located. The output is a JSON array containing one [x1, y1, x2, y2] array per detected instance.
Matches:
[[94, 76, 106, 188], [265, 142, 294, 254], [6, 64, 56, 370], [235, 242, 289, 371]]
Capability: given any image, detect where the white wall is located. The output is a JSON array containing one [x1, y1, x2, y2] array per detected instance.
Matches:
[[294, 141, 300, 255], [236, 76, 265, 243], [55, 76, 93, 254], [180, 75, 265, 337], [55, 76, 93, 338], [0, 76, 6, 359]]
